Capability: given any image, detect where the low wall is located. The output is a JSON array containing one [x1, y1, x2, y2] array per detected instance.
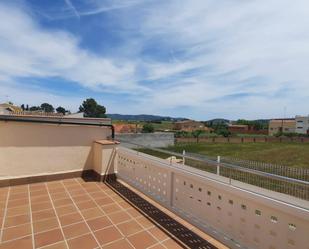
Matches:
[[0, 121, 111, 179], [176, 136, 309, 143], [115, 132, 174, 148], [116, 147, 309, 249]]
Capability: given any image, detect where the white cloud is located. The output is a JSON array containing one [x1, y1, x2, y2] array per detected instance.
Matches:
[[0, 2, 140, 93], [1, 0, 309, 119], [0, 81, 82, 111], [121, 0, 309, 117]]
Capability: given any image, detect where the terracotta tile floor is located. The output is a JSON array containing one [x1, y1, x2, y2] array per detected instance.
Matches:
[[0, 178, 229, 249]]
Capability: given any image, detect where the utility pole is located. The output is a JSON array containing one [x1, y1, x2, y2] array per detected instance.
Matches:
[[281, 106, 287, 133]]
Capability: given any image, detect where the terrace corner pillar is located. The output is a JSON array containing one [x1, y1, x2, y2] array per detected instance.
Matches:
[[93, 140, 120, 182]]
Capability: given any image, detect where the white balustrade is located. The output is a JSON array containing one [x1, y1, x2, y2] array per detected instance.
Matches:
[[116, 147, 309, 249]]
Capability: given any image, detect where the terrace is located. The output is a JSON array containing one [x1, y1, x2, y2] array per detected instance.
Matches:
[[0, 115, 308, 249], [0, 178, 227, 249]]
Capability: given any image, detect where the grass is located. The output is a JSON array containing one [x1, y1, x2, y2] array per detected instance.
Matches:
[[149, 121, 174, 131], [167, 142, 309, 168], [136, 143, 309, 200]]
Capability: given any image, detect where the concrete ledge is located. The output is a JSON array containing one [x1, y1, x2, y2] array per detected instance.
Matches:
[[95, 140, 120, 145], [0, 170, 117, 187]]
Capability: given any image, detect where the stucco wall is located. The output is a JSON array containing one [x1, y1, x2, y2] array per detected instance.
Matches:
[[115, 132, 174, 148], [93, 141, 117, 176], [0, 121, 111, 179]]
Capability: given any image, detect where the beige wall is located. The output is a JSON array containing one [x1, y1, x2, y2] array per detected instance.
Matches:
[[295, 116, 309, 134], [0, 121, 111, 179], [269, 119, 296, 135]]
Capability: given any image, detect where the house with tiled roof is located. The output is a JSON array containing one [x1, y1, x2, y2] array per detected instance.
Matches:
[[113, 123, 142, 133]]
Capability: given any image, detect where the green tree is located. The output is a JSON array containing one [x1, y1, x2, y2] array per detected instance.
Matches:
[[217, 129, 231, 137], [79, 98, 106, 118], [235, 119, 268, 130], [40, 103, 54, 113], [56, 106, 66, 115], [29, 106, 41, 111], [142, 123, 154, 133], [175, 131, 190, 138], [192, 129, 204, 142]]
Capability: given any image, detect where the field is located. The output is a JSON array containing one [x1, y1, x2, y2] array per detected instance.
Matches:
[[137, 142, 309, 200], [137, 142, 309, 199], [138, 142, 309, 168], [112, 120, 174, 131], [167, 142, 309, 168]]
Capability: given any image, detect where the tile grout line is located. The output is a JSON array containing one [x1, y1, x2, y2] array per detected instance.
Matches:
[[1, 181, 181, 249], [60, 180, 103, 249], [28, 185, 37, 249], [25, 179, 181, 249], [105, 182, 174, 249], [89, 181, 182, 249], [72, 180, 126, 248], [69, 207, 156, 238], [105, 187, 166, 248], [40, 215, 160, 247], [36, 241, 65, 249], [117, 179, 200, 247], [1, 199, 142, 233], [74, 179, 138, 249], [0, 187, 10, 243], [45, 182, 70, 249], [94, 184, 157, 246], [0, 234, 31, 244], [95, 181, 169, 249], [147, 239, 171, 249]]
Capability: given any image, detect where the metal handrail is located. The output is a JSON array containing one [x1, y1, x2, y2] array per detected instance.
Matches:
[[118, 140, 309, 186]]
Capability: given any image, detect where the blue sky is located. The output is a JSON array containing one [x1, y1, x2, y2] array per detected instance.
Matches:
[[0, 0, 309, 120]]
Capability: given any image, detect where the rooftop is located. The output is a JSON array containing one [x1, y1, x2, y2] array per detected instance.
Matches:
[[270, 118, 296, 122], [0, 116, 308, 249], [0, 114, 112, 126], [0, 178, 226, 249], [227, 125, 248, 128]]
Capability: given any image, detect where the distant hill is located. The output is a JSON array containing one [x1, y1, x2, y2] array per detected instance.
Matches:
[[205, 118, 230, 125], [254, 119, 271, 123], [106, 114, 186, 122]]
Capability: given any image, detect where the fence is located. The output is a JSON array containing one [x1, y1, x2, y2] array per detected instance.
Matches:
[[220, 156, 309, 181], [176, 136, 309, 143], [131, 144, 309, 201], [116, 147, 309, 249], [115, 132, 174, 148]]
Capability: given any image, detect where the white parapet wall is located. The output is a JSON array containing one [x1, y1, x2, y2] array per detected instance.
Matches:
[[116, 147, 309, 249]]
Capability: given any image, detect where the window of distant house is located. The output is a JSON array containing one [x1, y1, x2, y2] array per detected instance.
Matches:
[[270, 216, 278, 223], [297, 127, 303, 129]]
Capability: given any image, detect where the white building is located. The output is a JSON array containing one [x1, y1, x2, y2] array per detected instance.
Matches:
[[0, 103, 21, 115], [295, 115, 309, 134], [64, 112, 84, 118]]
